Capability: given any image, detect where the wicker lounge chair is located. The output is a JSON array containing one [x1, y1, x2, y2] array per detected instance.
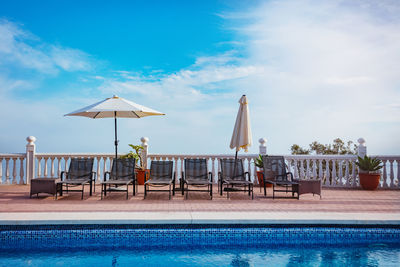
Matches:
[[218, 158, 253, 199], [182, 158, 213, 199], [144, 161, 175, 200], [57, 158, 95, 199], [262, 155, 299, 199], [101, 158, 136, 199]]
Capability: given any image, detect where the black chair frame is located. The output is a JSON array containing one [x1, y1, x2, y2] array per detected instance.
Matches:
[[182, 159, 213, 199], [218, 159, 254, 199], [144, 161, 176, 200], [57, 158, 96, 200], [262, 155, 299, 199], [101, 158, 136, 200]]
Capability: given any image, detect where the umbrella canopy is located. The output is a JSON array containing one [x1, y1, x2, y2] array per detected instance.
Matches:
[[230, 95, 252, 153], [65, 95, 164, 119], [65, 95, 165, 165]]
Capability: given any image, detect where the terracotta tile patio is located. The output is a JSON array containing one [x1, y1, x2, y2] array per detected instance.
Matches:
[[1, 185, 399, 214]]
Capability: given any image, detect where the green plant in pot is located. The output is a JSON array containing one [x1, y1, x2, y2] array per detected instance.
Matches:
[[355, 155, 383, 190], [121, 144, 147, 185]]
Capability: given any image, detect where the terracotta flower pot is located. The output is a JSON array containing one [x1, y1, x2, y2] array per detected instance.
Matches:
[[256, 171, 272, 188], [359, 173, 381, 190], [136, 169, 149, 185]]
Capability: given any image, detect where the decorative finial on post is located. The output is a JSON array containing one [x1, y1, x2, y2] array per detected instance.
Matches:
[[140, 137, 149, 169], [26, 136, 36, 145], [357, 138, 366, 158], [259, 138, 267, 155]]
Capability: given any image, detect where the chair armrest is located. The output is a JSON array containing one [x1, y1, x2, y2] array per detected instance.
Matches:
[[181, 171, 185, 182], [104, 171, 111, 181], [286, 172, 294, 181], [218, 172, 222, 182], [244, 172, 251, 182], [208, 172, 213, 182], [92, 171, 97, 182], [60, 171, 68, 181], [172, 172, 176, 184]]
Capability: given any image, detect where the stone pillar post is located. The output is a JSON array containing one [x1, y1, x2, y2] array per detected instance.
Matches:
[[259, 138, 267, 155], [357, 138, 366, 158], [140, 137, 149, 169], [25, 136, 36, 184]]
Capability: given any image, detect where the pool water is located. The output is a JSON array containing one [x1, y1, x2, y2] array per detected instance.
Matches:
[[1, 245, 400, 267], [1, 224, 400, 266]]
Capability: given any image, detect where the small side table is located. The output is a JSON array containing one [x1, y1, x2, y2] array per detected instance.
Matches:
[[30, 178, 60, 199], [294, 179, 322, 199]]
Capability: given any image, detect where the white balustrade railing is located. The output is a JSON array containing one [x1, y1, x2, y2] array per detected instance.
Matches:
[[34, 153, 115, 182], [0, 154, 26, 184], [147, 154, 259, 184], [1, 137, 399, 189]]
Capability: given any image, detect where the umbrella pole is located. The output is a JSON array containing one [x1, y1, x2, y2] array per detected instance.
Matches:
[[233, 150, 238, 178], [114, 112, 118, 178]]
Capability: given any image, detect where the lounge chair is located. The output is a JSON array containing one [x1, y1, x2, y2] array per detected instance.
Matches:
[[182, 158, 213, 199], [57, 158, 95, 199], [262, 155, 299, 199], [218, 158, 253, 199], [144, 161, 175, 200], [101, 158, 136, 199]]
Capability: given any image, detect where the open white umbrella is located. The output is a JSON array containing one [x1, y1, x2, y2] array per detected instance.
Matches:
[[65, 95, 165, 162], [230, 95, 252, 163]]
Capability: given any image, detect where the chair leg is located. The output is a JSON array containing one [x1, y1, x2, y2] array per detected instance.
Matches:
[[169, 184, 171, 200], [101, 184, 103, 200], [126, 186, 129, 200], [133, 183, 135, 196], [210, 184, 213, 200], [81, 184, 84, 200], [144, 184, 147, 199], [90, 181, 93, 196]]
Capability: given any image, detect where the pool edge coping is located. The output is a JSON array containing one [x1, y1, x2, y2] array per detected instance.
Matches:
[[1, 211, 400, 225]]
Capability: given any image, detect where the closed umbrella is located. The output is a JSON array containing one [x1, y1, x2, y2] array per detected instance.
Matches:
[[65, 95, 165, 164], [230, 95, 252, 166]]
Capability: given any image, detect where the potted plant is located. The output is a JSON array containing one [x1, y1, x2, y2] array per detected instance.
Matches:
[[121, 144, 148, 185], [355, 155, 383, 190], [254, 155, 272, 187]]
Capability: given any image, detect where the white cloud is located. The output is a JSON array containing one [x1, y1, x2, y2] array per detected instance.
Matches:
[[0, 20, 92, 75]]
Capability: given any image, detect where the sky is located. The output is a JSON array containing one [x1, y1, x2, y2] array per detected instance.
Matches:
[[0, 0, 399, 156]]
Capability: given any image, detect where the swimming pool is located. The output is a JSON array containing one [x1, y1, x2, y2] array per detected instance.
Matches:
[[1, 224, 400, 266]]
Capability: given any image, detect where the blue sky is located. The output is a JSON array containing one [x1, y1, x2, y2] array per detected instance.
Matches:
[[0, 0, 399, 155]]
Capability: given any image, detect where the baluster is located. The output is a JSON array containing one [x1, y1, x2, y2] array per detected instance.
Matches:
[[293, 159, 299, 179], [253, 158, 257, 184], [19, 157, 25, 184], [0, 158, 3, 184], [351, 160, 356, 187], [300, 160, 305, 179], [389, 160, 394, 188], [180, 157, 184, 181], [325, 159, 331, 186], [331, 160, 337, 186], [338, 160, 343, 186], [345, 160, 350, 187], [57, 158, 62, 177], [102, 157, 107, 178], [318, 159, 323, 180], [12, 158, 17, 184], [50, 157, 55, 177], [64, 157, 69, 173], [305, 159, 310, 179], [287, 159, 292, 175], [43, 157, 49, 177], [174, 157, 178, 181], [312, 159, 317, 180], [37, 157, 42, 177], [382, 160, 387, 189], [96, 157, 101, 182], [397, 160, 400, 189], [211, 158, 216, 183], [5, 158, 10, 184]]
